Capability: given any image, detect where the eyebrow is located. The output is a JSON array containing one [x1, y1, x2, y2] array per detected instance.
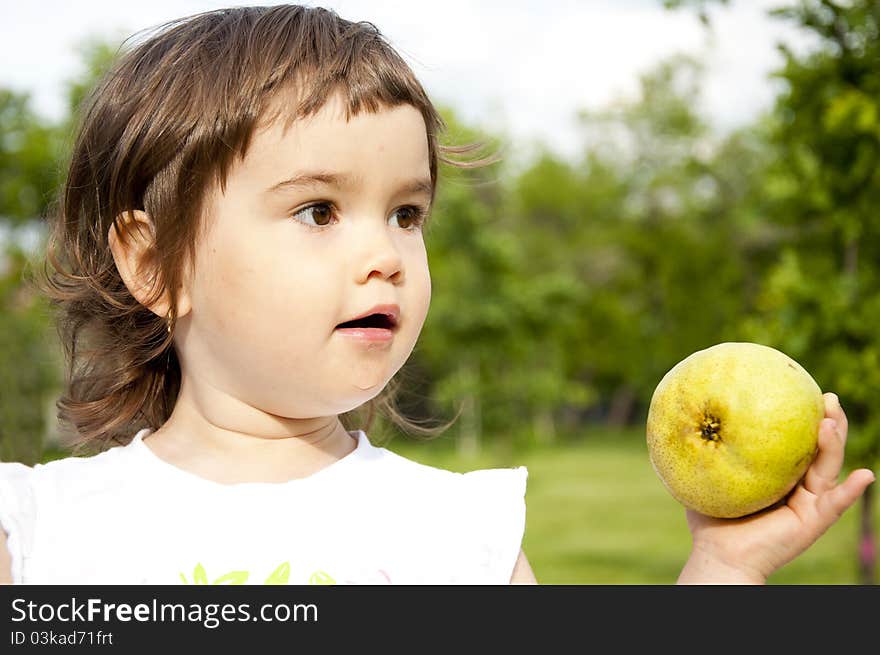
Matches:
[[266, 170, 433, 199]]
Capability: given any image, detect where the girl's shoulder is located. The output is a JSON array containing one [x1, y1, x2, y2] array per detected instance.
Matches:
[[360, 438, 529, 583], [363, 437, 529, 501], [0, 439, 138, 542], [0, 438, 135, 501], [0, 435, 153, 583]]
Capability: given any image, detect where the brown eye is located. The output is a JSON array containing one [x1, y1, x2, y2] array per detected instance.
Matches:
[[311, 204, 332, 226], [292, 203, 334, 228], [391, 206, 427, 230], [395, 208, 413, 228]]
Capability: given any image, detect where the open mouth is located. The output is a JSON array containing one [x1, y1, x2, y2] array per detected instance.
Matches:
[[336, 313, 397, 330]]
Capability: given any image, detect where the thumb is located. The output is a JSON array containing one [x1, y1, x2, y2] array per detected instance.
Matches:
[[816, 469, 876, 524]]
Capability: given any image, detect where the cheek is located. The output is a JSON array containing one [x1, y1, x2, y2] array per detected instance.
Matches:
[[408, 245, 432, 328], [192, 229, 336, 346]]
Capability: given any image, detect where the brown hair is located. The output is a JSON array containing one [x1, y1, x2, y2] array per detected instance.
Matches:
[[33, 4, 499, 454]]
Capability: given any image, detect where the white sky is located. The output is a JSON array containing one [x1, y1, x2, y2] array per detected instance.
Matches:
[[2, 0, 817, 165]]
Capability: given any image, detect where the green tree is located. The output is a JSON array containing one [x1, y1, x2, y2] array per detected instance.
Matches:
[[0, 35, 122, 463], [0, 90, 63, 227], [415, 109, 530, 455], [417, 109, 597, 456], [662, 0, 731, 27], [0, 88, 65, 464], [737, 0, 880, 584], [569, 55, 762, 426]]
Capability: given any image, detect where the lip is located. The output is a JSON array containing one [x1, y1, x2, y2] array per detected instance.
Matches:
[[335, 327, 395, 342], [334, 303, 400, 343], [336, 304, 400, 330]]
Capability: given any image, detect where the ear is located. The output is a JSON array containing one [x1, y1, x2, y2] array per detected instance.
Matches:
[[107, 210, 191, 321]]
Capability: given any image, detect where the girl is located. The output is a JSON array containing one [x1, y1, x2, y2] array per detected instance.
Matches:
[[0, 5, 873, 585]]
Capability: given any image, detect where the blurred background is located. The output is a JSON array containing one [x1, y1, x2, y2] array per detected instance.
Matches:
[[1, 0, 878, 584]]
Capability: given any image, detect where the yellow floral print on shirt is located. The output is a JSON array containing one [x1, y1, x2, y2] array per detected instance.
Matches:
[[178, 561, 336, 585]]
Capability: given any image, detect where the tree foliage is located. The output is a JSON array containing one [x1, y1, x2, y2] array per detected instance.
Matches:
[[742, 0, 880, 469], [0, 36, 121, 464]]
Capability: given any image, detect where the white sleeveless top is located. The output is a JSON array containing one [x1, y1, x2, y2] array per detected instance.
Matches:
[[0, 429, 528, 585]]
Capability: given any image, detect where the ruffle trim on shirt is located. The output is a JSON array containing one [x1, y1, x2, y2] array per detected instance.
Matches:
[[456, 466, 529, 584], [0, 462, 38, 584]]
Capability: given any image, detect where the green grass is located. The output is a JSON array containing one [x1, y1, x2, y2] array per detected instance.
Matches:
[[385, 428, 878, 585]]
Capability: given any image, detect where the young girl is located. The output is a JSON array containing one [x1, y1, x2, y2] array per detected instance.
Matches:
[[0, 5, 873, 585]]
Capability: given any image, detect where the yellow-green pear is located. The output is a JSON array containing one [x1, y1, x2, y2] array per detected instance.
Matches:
[[646, 342, 824, 519]]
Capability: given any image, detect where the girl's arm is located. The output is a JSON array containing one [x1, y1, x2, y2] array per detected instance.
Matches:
[[0, 529, 11, 584], [510, 548, 538, 584]]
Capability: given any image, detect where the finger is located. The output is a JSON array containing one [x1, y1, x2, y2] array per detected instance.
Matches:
[[803, 418, 845, 495], [823, 392, 848, 440], [786, 481, 816, 519], [815, 468, 876, 526]]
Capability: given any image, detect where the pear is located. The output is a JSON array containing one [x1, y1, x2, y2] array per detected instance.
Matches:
[[646, 342, 824, 519]]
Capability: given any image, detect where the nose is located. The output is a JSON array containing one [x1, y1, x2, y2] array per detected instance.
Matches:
[[355, 218, 404, 284]]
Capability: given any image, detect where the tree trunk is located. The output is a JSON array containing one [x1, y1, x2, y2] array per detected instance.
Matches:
[[607, 385, 637, 428], [844, 237, 858, 276], [858, 483, 875, 585], [842, 234, 870, 583], [458, 392, 481, 459], [532, 406, 556, 445], [458, 361, 481, 459]]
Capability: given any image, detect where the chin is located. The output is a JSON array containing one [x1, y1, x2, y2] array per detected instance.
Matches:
[[350, 376, 397, 405]]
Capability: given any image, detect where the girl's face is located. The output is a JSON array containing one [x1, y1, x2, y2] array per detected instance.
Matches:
[[176, 91, 433, 419]]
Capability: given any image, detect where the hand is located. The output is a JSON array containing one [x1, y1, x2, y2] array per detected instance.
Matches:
[[677, 392, 875, 584]]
